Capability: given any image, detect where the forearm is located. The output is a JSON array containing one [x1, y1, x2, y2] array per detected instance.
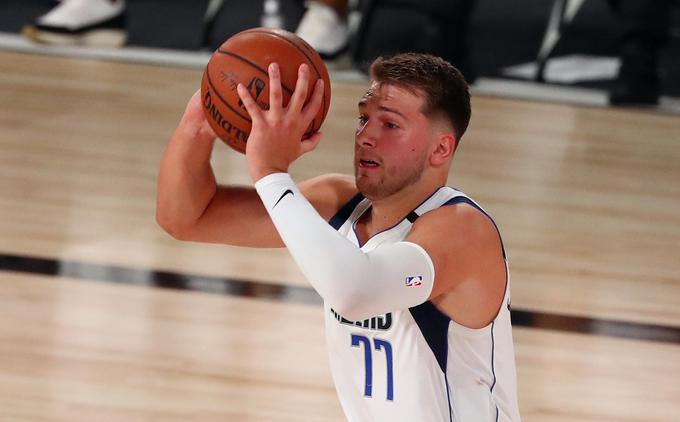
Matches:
[[255, 173, 434, 320], [156, 124, 217, 234]]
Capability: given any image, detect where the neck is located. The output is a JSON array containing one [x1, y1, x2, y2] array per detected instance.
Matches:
[[360, 176, 445, 238]]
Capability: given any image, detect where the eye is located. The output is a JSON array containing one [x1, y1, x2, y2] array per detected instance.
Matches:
[[357, 115, 368, 126], [385, 122, 399, 129]]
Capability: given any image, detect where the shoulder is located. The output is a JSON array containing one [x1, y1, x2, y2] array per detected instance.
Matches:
[[410, 202, 507, 326], [410, 202, 502, 262], [412, 201, 497, 241], [299, 173, 359, 220], [406, 202, 504, 293]]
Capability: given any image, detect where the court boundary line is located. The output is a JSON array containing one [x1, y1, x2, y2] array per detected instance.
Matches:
[[1, 253, 678, 345]]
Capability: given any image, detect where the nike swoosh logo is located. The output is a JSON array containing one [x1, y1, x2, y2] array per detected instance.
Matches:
[[273, 189, 294, 208]]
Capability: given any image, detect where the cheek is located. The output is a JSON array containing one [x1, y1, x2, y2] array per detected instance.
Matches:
[[400, 129, 426, 153], [375, 129, 427, 159], [385, 146, 422, 168], [404, 139, 428, 158]]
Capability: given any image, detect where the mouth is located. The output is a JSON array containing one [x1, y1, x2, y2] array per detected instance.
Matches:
[[358, 159, 380, 168]]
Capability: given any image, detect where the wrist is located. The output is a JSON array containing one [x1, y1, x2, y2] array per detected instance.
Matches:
[[249, 168, 286, 183], [248, 161, 289, 183], [177, 121, 216, 146], [254, 172, 298, 209]]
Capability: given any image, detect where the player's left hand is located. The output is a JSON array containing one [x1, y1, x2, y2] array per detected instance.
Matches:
[[237, 62, 325, 182], [176, 89, 218, 145]]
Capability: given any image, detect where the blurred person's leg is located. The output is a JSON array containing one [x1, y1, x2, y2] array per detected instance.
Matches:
[[438, 0, 477, 83], [295, 0, 349, 59], [23, 0, 127, 47], [350, 0, 476, 82], [608, 0, 672, 105]]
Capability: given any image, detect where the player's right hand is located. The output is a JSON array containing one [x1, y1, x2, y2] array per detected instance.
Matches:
[[237, 62, 324, 183]]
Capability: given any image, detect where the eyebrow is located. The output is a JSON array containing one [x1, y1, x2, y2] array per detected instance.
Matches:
[[357, 101, 407, 119]]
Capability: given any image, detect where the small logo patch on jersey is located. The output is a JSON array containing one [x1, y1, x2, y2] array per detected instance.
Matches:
[[405, 275, 423, 287]]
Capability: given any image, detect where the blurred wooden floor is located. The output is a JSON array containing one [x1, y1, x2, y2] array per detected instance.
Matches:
[[0, 50, 679, 421]]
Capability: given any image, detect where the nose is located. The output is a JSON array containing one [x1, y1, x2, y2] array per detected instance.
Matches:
[[355, 119, 377, 148]]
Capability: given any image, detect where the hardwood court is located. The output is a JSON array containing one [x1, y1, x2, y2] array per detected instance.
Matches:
[[0, 50, 679, 421]]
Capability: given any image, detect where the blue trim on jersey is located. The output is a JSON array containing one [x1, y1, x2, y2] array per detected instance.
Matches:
[[328, 192, 364, 230], [442, 196, 507, 259], [408, 301, 450, 372], [491, 321, 499, 421], [490, 321, 497, 392], [350, 187, 442, 246], [445, 372, 454, 422], [406, 210, 419, 223]]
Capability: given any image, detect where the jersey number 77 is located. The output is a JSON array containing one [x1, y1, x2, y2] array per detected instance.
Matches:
[[351, 334, 394, 401]]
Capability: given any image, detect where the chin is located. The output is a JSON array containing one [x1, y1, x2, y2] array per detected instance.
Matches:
[[357, 169, 427, 201], [356, 176, 381, 200], [356, 177, 398, 201]]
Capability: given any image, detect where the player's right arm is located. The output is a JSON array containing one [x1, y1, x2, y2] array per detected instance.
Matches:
[[155, 90, 356, 248]]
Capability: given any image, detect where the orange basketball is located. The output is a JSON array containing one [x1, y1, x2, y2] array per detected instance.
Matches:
[[201, 27, 332, 154]]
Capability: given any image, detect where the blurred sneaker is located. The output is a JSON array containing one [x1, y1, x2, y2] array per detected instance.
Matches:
[[296, 2, 348, 59], [23, 0, 127, 47]]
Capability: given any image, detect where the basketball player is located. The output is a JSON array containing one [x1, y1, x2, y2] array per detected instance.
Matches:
[[157, 53, 521, 421]]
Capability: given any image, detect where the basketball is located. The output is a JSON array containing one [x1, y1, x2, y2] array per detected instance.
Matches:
[[201, 27, 332, 154]]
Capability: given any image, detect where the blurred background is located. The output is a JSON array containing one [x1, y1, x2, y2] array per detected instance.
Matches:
[[2, 0, 680, 109], [1, 1, 679, 421]]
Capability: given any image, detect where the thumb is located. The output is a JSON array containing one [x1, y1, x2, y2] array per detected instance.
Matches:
[[178, 89, 216, 142], [181, 89, 206, 124]]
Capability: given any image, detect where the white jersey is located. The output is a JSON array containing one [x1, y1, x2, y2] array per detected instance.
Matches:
[[325, 186, 521, 422]]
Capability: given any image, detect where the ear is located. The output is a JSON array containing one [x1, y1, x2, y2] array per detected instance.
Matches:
[[430, 132, 456, 166]]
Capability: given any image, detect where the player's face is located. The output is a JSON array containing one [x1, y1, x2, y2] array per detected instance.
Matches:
[[354, 82, 433, 200]]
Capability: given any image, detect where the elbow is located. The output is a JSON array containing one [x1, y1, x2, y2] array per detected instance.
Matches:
[[334, 301, 374, 322], [326, 284, 373, 322], [315, 260, 376, 321], [155, 209, 191, 241]]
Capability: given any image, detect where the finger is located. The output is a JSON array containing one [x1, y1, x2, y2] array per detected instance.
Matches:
[[236, 83, 263, 122], [301, 79, 325, 122], [182, 89, 203, 120], [288, 64, 310, 113], [268, 62, 283, 115], [197, 116, 218, 142], [189, 88, 201, 104], [300, 131, 323, 154], [175, 89, 216, 142]]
